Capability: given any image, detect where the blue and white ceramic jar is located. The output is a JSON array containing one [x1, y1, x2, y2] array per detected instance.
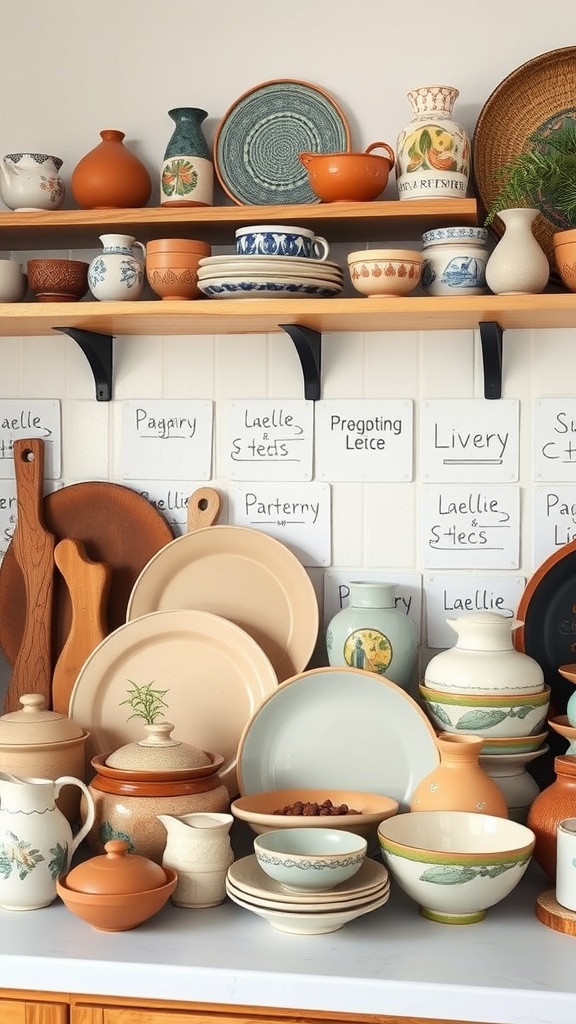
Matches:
[[325, 581, 418, 691], [88, 233, 146, 301], [421, 226, 489, 296]]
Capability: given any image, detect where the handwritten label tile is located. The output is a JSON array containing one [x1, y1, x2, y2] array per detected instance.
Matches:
[[533, 486, 576, 566], [421, 399, 519, 482], [534, 398, 576, 481], [0, 399, 61, 479], [323, 570, 422, 640], [229, 483, 331, 567], [425, 574, 527, 648], [132, 481, 210, 536], [224, 399, 313, 481], [315, 399, 413, 481], [121, 400, 213, 481], [422, 485, 520, 569]]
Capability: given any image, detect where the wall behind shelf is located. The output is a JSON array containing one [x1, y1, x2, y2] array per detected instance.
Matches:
[[0, 0, 575, 706]]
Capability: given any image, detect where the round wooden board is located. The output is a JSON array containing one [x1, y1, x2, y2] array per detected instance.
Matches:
[[535, 888, 576, 935]]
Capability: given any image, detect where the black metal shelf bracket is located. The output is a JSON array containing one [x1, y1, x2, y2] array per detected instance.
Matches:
[[279, 324, 322, 401], [53, 327, 114, 401], [478, 321, 503, 400]]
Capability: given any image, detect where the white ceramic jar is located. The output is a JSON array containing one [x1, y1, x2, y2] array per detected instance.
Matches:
[[424, 612, 545, 695], [421, 226, 489, 296]]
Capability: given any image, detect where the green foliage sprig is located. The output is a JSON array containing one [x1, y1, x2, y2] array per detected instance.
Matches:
[[485, 121, 576, 227], [120, 680, 170, 725]]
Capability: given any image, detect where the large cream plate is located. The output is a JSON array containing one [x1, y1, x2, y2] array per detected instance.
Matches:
[[237, 667, 440, 809], [226, 883, 390, 934], [68, 608, 279, 797], [227, 853, 388, 904], [127, 525, 319, 683]]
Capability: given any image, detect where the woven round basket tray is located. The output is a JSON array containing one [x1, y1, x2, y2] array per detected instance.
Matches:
[[473, 45, 576, 270]]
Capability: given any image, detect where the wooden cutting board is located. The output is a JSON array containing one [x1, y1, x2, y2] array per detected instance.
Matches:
[[0, 481, 174, 689], [51, 538, 111, 716], [4, 439, 55, 712]]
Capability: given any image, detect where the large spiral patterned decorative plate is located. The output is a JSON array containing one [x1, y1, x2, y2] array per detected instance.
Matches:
[[213, 79, 351, 206]]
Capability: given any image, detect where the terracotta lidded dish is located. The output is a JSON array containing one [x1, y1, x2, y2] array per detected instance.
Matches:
[[56, 840, 177, 931]]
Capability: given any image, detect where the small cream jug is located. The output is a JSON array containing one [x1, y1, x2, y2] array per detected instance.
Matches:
[[157, 811, 233, 908], [0, 153, 65, 211], [0, 772, 95, 910]]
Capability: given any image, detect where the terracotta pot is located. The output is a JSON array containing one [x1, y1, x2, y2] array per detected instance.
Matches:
[[553, 228, 576, 292], [527, 755, 576, 881], [146, 251, 206, 300], [410, 733, 509, 816], [27, 258, 89, 302], [299, 143, 395, 203], [82, 749, 230, 864], [71, 129, 152, 210]]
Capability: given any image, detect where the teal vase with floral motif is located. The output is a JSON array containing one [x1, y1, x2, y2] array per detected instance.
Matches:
[[160, 107, 213, 208]]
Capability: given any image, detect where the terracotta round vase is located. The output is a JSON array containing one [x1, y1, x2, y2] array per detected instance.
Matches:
[[325, 581, 418, 691], [526, 755, 576, 881], [71, 129, 152, 209], [553, 228, 576, 292], [410, 733, 509, 816]]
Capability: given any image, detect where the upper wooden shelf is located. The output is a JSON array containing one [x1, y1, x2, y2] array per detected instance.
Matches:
[[0, 198, 479, 249], [0, 292, 574, 338]]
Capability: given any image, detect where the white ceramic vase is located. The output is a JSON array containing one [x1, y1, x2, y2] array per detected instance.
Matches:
[[325, 582, 418, 691], [396, 85, 471, 201], [88, 233, 146, 301], [424, 612, 545, 695], [485, 208, 550, 295]]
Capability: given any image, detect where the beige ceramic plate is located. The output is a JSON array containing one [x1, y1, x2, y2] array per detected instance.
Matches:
[[230, 788, 399, 838], [227, 853, 388, 904], [226, 883, 390, 934], [127, 526, 319, 683], [68, 608, 278, 797], [225, 876, 389, 914]]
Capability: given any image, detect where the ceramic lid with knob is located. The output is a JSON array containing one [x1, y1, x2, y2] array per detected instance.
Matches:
[[0, 693, 86, 744], [64, 840, 169, 894], [105, 722, 212, 771]]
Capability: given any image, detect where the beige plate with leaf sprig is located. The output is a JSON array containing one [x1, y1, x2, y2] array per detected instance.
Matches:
[[68, 608, 279, 798]]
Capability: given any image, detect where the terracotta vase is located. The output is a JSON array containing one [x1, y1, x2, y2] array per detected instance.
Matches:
[[526, 755, 576, 881], [71, 129, 152, 209], [410, 733, 509, 816]]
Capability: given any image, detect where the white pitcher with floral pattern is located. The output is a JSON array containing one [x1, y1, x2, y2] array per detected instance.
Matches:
[[0, 772, 95, 910]]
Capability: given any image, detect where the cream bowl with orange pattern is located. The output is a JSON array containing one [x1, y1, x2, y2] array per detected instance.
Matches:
[[347, 249, 422, 297]]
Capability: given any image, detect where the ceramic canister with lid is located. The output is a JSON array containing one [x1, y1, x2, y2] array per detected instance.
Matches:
[[424, 612, 545, 695], [0, 693, 89, 824], [82, 722, 230, 864], [421, 226, 489, 296]]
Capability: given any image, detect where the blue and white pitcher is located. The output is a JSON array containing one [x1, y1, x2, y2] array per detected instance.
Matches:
[[88, 233, 146, 301]]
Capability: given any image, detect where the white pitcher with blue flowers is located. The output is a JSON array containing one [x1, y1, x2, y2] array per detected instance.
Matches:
[[0, 772, 95, 910], [88, 233, 146, 301]]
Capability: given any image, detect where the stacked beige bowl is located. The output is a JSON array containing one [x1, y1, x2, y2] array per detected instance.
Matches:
[[419, 612, 550, 822]]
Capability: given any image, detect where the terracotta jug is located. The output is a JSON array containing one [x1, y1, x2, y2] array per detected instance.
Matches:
[[527, 755, 576, 881], [71, 129, 152, 209], [410, 733, 509, 816]]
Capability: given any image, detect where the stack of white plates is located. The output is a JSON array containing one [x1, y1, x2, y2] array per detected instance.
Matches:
[[197, 254, 344, 299], [226, 855, 390, 934]]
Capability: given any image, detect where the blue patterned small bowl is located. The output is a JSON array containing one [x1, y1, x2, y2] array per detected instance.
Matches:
[[422, 226, 488, 246], [253, 827, 367, 892]]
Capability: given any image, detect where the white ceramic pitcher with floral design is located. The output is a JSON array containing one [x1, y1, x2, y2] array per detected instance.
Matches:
[[0, 772, 95, 910]]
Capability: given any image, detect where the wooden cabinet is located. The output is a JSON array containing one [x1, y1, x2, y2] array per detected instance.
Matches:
[[0, 990, 68, 1024]]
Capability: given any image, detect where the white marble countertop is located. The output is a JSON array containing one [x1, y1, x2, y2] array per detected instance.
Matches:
[[1, 857, 575, 1024]]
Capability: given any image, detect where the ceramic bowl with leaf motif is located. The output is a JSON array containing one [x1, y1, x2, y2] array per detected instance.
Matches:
[[378, 811, 535, 925], [419, 683, 551, 739]]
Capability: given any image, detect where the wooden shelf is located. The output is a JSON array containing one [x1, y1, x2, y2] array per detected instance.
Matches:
[[0, 292, 575, 337], [0, 198, 479, 249]]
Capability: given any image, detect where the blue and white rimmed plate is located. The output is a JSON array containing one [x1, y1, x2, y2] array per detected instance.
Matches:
[[213, 79, 350, 205], [237, 667, 439, 809], [198, 276, 343, 299]]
